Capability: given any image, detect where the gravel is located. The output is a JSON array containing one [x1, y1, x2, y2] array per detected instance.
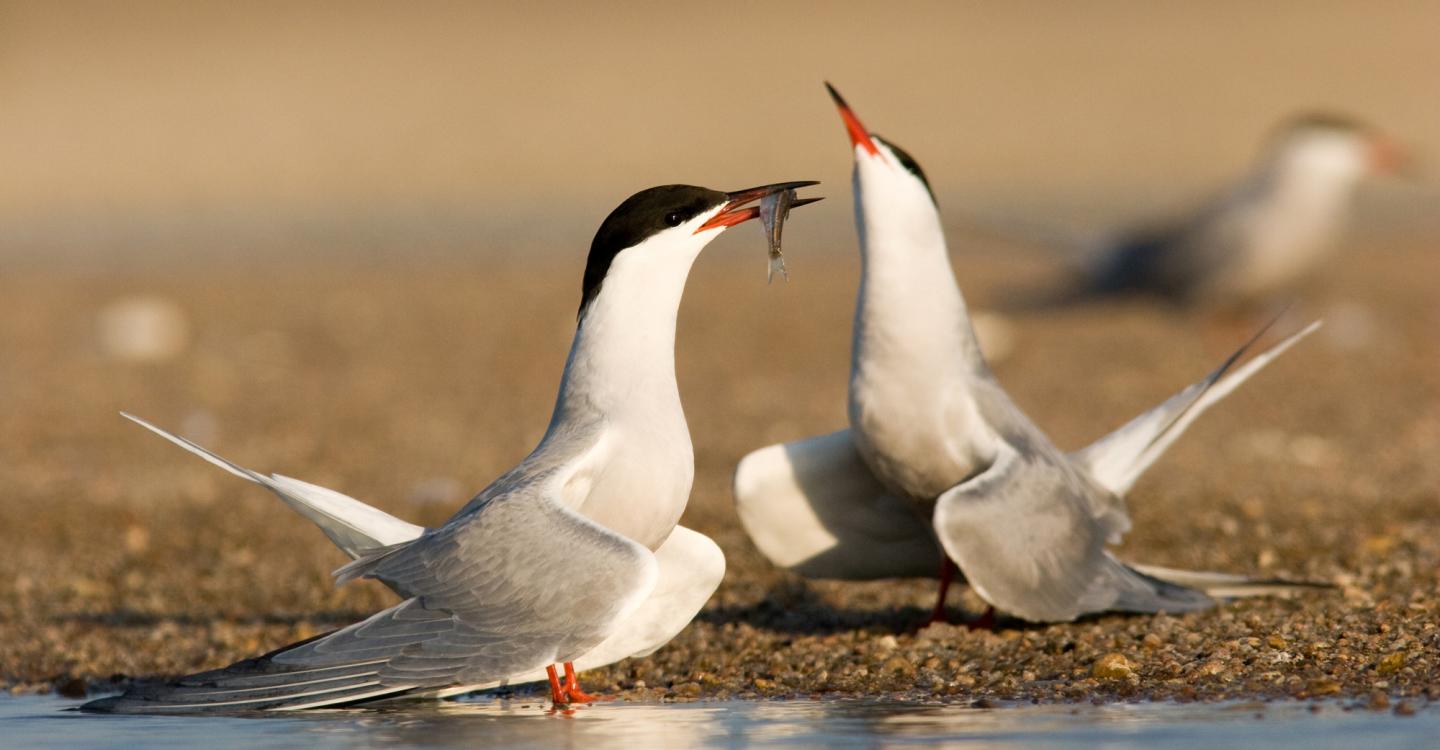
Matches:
[[1, 237, 1436, 708]]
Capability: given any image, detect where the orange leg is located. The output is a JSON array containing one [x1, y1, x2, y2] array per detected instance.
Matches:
[[561, 662, 607, 703], [545, 664, 567, 705], [927, 556, 957, 625]]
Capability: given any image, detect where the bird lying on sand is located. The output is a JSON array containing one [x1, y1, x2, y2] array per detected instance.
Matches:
[[1068, 113, 1406, 310]]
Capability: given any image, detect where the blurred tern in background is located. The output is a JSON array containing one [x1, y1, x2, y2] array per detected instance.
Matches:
[[733, 85, 1327, 626], [1071, 114, 1408, 309], [85, 181, 820, 714]]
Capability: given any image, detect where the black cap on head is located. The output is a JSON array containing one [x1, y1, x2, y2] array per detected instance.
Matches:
[[580, 185, 727, 316], [872, 135, 935, 203], [1282, 112, 1368, 135]]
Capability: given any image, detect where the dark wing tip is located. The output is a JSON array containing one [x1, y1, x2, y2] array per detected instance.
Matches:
[[79, 695, 123, 713]]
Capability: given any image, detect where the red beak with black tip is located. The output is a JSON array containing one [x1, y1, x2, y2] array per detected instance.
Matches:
[[695, 181, 823, 233], [825, 82, 880, 157]]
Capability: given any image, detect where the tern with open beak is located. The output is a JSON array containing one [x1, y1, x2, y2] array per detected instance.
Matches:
[[84, 181, 820, 714], [733, 85, 1327, 626]]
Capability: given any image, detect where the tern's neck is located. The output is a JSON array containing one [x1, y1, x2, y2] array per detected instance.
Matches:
[[547, 258, 694, 435], [1251, 152, 1362, 231], [852, 179, 984, 372]]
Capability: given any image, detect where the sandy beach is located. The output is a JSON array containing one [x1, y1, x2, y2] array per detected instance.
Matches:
[[1, 226, 1435, 707]]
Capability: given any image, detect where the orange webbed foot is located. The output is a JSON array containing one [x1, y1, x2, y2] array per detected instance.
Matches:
[[546, 664, 569, 706], [561, 662, 613, 704]]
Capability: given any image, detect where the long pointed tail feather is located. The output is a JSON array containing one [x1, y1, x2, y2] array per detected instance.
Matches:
[[120, 413, 424, 558], [1072, 318, 1321, 497]]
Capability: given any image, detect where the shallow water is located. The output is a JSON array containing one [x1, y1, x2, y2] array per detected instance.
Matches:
[[4, 694, 1434, 749]]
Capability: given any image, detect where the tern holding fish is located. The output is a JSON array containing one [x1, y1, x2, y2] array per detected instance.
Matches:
[[733, 85, 1327, 625], [85, 180, 821, 714], [760, 187, 797, 282]]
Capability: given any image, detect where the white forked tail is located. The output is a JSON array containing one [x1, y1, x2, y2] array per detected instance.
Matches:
[[121, 413, 424, 558], [1071, 320, 1322, 497]]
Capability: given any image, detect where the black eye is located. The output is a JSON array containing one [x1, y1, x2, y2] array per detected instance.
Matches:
[[664, 211, 684, 227]]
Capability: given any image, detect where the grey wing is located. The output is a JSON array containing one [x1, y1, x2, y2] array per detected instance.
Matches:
[[1087, 229, 1185, 296], [1089, 185, 1256, 302], [734, 429, 941, 580], [932, 443, 1212, 623], [445, 524, 728, 694], [84, 490, 657, 714], [289, 494, 658, 685]]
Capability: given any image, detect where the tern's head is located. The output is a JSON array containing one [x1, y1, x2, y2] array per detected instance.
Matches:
[[1265, 113, 1408, 185], [826, 83, 936, 207], [579, 182, 818, 318], [825, 83, 944, 257]]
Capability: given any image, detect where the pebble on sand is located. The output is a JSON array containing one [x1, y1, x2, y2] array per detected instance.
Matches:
[[1091, 653, 1136, 681], [96, 295, 189, 362]]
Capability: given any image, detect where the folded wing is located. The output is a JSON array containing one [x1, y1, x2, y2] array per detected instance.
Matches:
[[84, 476, 657, 713], [117, 414, 712, 700], [933, 443, 1212, 623], [734, 429, 939, 580]]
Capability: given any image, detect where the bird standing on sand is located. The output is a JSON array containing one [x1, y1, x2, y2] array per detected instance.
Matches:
[[85, 181, 820, 713], [1079, 114, 1407, 308], [733, 85, 1325, 626]]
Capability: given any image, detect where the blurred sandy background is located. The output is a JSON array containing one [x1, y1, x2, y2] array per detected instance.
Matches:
[[2, 1, 1439, 702], [1, 0, 1437, 262]]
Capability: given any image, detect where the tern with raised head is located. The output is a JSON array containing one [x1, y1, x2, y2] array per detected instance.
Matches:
[[84, 180, 820, 713], [733, 85, 1325, 626]]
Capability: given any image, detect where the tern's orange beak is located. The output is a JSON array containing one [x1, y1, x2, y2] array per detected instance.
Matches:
[[1369, 135, 1412, 176], [695, 181, 822, 233], [825, 82, 880, 157]]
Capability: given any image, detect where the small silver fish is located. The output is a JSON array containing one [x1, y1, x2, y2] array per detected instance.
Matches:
[[759, 188, 795, 283]]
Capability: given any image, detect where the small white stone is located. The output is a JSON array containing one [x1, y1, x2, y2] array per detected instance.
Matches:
[[1322, 302, 1379, 352], [409, 476, 466, 505], [1289, 434, 1336, 467], [181, 409, 220, 445], [96, 295, 189, 362]]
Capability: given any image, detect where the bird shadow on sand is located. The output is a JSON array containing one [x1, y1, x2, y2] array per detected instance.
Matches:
[[697, 579, 1034, 636]]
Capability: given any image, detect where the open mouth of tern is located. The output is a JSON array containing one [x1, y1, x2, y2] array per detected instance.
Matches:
[[695, 181, 822, 233]]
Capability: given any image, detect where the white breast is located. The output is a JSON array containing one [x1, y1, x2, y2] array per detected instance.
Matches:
[[567, 421, 694, 551]]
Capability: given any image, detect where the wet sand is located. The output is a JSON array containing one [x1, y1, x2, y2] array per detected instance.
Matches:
[[6, 693, 1440, 748], [1, 232, 1437, 707]]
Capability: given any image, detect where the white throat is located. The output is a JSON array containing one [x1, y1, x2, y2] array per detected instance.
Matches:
[[1264, 141, 1365, 220], [851, 150, 984, 376], [1229, 136, 1369, 291], [537, 220, 719, 549], [554, 247, 697, 425], [846, 148, 1000, 500]]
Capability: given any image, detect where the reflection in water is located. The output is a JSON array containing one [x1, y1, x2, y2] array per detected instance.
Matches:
[[6, 694, 1436, 749]]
